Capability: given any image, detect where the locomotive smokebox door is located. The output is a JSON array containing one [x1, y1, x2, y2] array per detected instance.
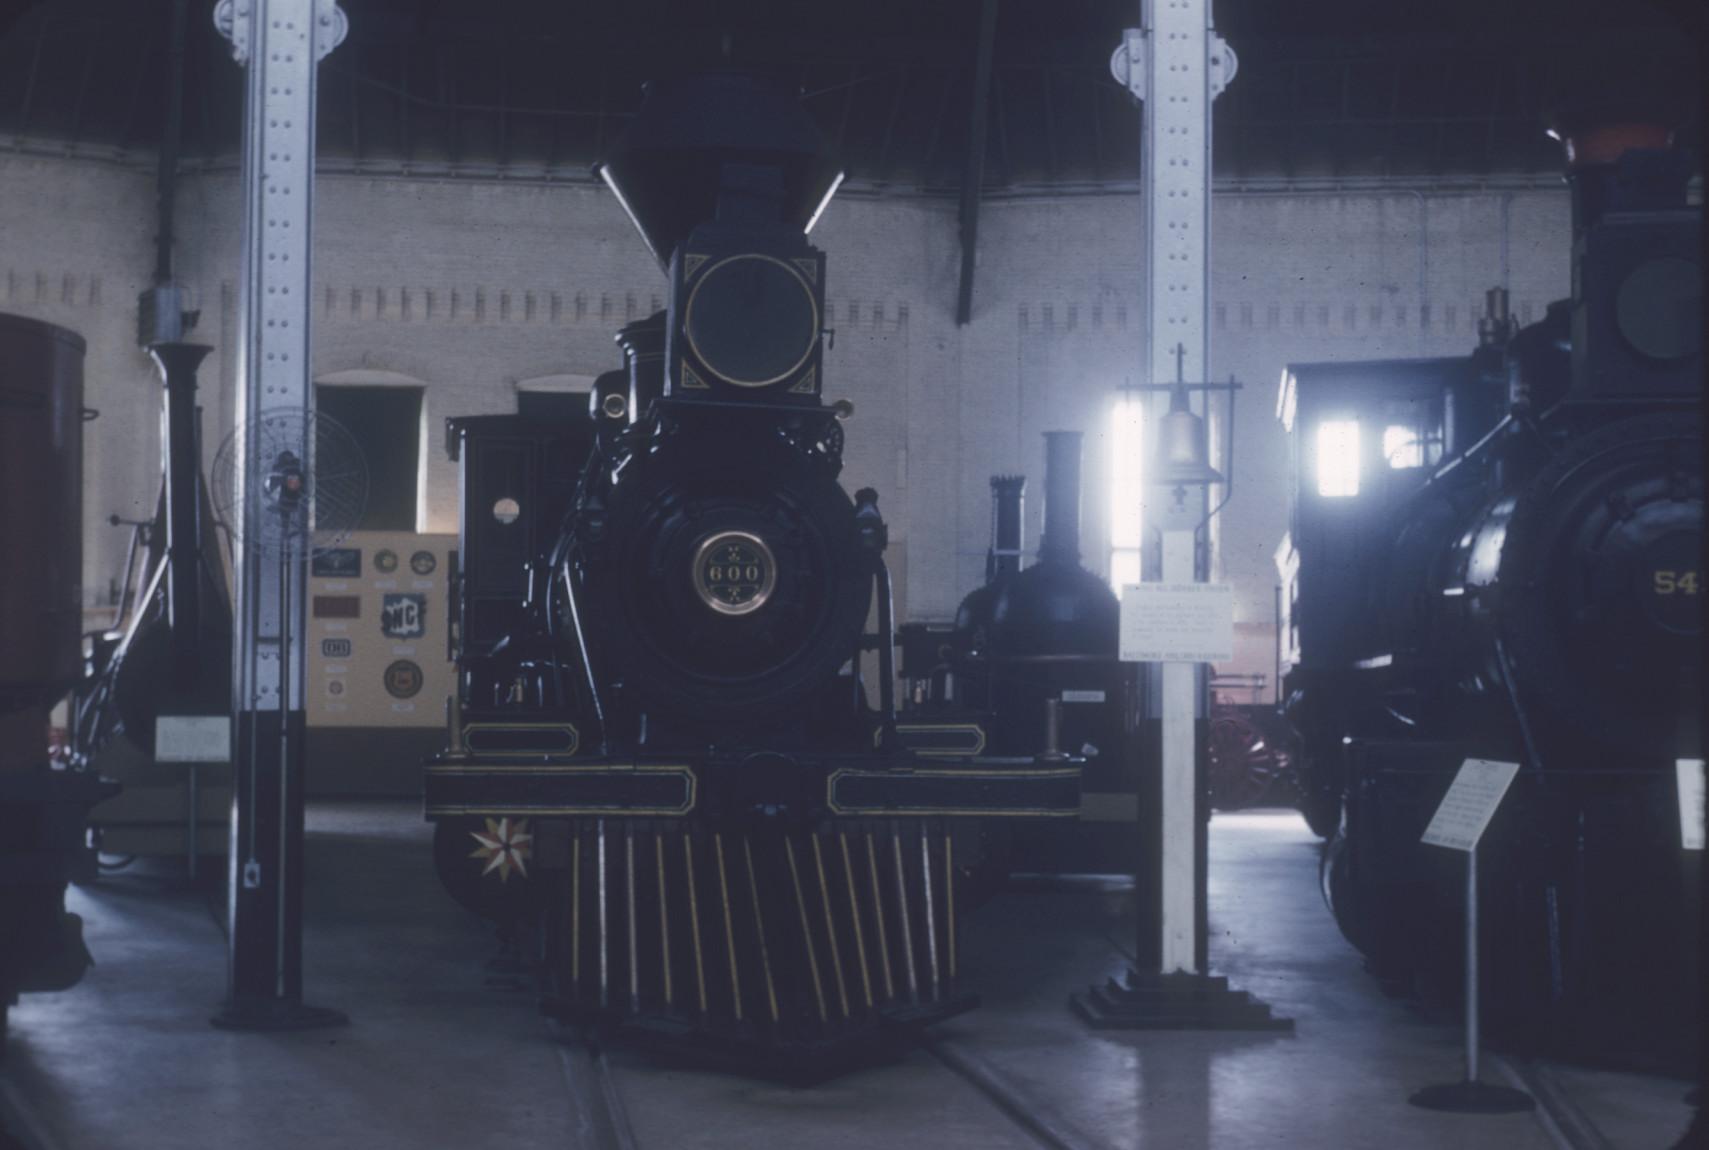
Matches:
[[668, 224, 827, 402]]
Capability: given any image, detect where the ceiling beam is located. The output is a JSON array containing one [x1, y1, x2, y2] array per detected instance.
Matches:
[[875, 65, 909, 184], [956, 0, 999, 326]]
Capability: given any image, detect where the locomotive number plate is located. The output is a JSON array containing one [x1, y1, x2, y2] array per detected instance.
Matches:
[[692, 531, 776, 616]]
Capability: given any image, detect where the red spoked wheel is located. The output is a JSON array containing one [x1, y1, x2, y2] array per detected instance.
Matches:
[[1208, 707, 1290, 811]]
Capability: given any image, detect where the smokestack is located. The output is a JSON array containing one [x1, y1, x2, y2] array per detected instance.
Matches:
[[987, 475, 1025, 583], [149, 342, 212, 688], [1550, 109, 1691, 236], [1038, 431, 1083, 565]]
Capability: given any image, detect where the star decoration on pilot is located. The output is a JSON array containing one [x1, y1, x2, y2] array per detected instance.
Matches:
[[468, 817, 532, 882]]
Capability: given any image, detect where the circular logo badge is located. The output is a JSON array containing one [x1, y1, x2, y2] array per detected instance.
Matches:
[[327, 678, 346, 697], [691, 530, 777, 617], [410, 550, 438, 576], [374, 549, 399, 574], [383, 659, 424, 699]]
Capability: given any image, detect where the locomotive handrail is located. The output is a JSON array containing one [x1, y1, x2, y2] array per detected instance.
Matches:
[[1492, 635, 1545, 777], [872, 554, 899, 747], [1416, 412, 1515, 493]]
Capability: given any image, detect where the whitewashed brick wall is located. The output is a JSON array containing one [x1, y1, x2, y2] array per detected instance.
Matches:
[[0, 151, 1570, 680]]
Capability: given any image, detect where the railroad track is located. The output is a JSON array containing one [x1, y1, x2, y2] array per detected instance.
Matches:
[[551, 1021, 1101, 1150], [1492, 1055, 1696, 1150], [554, 1026, 639, 1150], [548, 1016, 1683, 1150]]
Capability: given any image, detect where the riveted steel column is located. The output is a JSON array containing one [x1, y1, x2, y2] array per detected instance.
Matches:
[[212, 0, 347, 1029], [1112, 0, 1235, 976]]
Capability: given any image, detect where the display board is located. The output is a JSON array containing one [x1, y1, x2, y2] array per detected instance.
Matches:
[[1420, 759, 1520, 852], [1118, 582, 1235, 664], [154, 716, 232, 763], [305, 531, 456, 728]]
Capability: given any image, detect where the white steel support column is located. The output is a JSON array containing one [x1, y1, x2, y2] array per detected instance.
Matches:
[[1115, 0, 1233, 976], [212, 0, 347, 1027]]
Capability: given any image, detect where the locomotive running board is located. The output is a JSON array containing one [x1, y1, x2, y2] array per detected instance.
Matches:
[[424, 761, 698, 818], [825, 764, 1081, 817], [425, 757, 1081, 819]]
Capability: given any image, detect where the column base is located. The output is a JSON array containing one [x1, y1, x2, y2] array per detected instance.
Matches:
[[1070, 969, 1292, 1031]]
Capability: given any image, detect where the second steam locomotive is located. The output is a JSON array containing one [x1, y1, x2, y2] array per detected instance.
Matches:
[[1278, 115, 1702, 1067], [424, 73, 1081, 1071]]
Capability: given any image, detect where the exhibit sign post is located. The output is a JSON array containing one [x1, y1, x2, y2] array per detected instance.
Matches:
[[154, 715, 231, 882], [1072, 576, 1288, 1032], [1120, 580, 1232, 972], [1410, 758, 1535, 1114]]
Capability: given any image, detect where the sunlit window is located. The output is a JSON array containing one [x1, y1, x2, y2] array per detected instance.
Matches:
[[1316, 420, 1361, 497], [1383, 424, 1424, 469], [1109, 396, 1145, 588]]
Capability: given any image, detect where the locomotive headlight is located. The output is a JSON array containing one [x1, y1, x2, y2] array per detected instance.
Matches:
[[691, 530, 778, 616], [684, 254, 819, 387]]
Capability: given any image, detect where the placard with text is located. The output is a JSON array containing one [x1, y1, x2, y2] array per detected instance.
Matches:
[[1118, 582, 1234, 664], [1420, 759, 1520, 852]]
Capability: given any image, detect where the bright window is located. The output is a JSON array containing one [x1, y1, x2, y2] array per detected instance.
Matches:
[[1383, 424, 1424, 469], [1109, 396, 1145, 588], [1316, 420, 1361, 497]]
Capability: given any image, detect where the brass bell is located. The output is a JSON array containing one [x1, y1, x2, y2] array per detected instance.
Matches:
[[1152, 381, 1224, 489]]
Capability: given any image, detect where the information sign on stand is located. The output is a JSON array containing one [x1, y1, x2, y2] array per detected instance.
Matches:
[[1118, 582, 1234, 664], [1678, 759, 1706, 852], [1410, 758, 1534, 1115], [1420, 759, 1520, 852], [154, 716, 231, 882], [154, 716, 232, 764]]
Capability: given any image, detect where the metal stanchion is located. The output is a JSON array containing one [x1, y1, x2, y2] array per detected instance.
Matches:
[[1409, 843, 1534, 1113]]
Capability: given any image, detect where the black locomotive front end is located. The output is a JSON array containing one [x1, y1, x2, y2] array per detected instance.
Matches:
[[1277, 114, 1702, 1069], [423, 72, 1079, 1072], [571, 397, 871, 733]]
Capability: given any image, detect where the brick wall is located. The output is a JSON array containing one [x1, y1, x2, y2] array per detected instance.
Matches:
[[0, 153, 1570, 680]]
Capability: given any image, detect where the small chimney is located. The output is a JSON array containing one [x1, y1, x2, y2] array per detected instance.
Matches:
[[1476, 287, 1512, 349], [1038, 431, 1083, 565], [987, 475, 1025, 583]]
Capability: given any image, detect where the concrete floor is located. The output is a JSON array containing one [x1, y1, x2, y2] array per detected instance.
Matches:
[[1, 804, 1696, 1149]]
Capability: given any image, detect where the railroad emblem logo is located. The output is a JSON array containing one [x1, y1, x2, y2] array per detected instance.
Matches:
[[311, 547, 362, 578], [409, 550, 437, 576], [468, 817, 532, 882], [321, 637, 352, 658], [374, 549, 399, 573], [383, 659, 423, 699], [380, 593, 426, 639]]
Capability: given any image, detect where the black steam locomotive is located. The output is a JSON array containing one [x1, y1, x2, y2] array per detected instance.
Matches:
[[0, 315, 117, 1045], [894, 438, 1146, 879], [1277, 117, 1702, 1066], [424, 73, 1079, 1071]]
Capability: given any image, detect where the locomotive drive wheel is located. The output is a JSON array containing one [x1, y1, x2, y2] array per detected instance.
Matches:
[[1208, 709, 1286, 811]]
